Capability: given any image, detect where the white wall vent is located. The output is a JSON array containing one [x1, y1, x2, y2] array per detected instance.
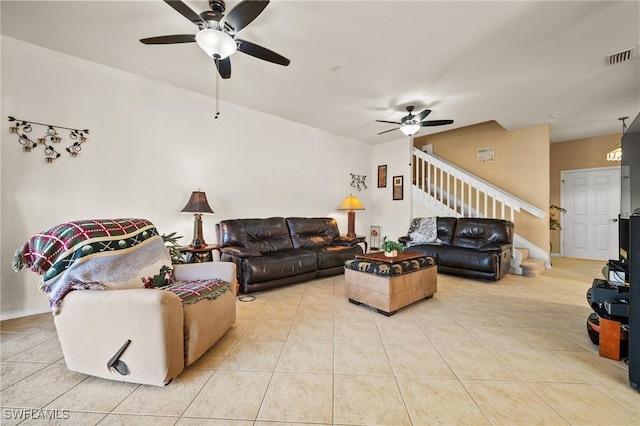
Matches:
[[606, 47, 635, 66]]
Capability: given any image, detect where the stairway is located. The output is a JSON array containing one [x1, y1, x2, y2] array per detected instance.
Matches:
[[510, 248, 546, 277], [412, 148, 550, 277]]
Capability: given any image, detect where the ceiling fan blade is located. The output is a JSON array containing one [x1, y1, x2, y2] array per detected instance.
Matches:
[[416, 109, 432, 122], [236, 39, 290, 66], [375, 120, 402, 125], [420, 120, 454, 127], [140, 34, 196, 45], [164, 1, 206, 27], [377, 128, 400, 135], [215, 57, 231, 79], [224, 0, 269, 33]]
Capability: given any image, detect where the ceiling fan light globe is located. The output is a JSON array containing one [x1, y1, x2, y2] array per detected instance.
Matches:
[[195, 29, 237, 59], [400, 123, 420, 136]]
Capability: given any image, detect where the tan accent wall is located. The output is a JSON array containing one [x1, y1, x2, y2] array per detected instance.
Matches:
[[549, 133, 622, 254], [414, 121, 550, 251]]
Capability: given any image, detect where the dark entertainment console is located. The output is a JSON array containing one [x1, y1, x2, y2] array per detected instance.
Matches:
[[586, 269, 630, 359], [586, 113, 639, 391]]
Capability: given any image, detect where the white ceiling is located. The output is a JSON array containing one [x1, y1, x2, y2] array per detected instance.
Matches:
[[2, 0, 639, 145]]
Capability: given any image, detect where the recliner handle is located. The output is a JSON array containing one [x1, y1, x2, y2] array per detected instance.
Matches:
[[107, 340, 131, 376]]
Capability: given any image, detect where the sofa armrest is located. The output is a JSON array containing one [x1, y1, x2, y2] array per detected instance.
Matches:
[[478, 243, 512, 253], [334, 236, 359, 246], [220, 246, 262, 258], [54, 289, 184, 386], [398, 235, 411, 244]]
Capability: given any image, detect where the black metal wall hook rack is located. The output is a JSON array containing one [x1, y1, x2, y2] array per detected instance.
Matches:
[[7, 116, 90, 163]]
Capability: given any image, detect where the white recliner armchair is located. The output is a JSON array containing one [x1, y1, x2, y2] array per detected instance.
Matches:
[[54, 262, 236, 386], [13, 218, 237, 386]]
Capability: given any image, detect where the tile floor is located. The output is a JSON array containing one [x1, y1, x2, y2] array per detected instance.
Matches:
[[1, 257, 638, 425]]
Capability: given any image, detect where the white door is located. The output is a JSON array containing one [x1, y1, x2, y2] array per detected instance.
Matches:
[[561, 167, 620, 260]]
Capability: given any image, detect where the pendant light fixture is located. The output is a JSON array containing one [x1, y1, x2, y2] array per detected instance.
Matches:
[[607, 116, 628, 161]]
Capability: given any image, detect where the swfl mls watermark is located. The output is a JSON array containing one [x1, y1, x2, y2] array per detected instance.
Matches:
[[3, 408, 70, 421]]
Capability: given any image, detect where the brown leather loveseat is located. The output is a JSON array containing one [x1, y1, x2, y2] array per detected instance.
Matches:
[[399, 217, 514, 281], [217, 217, 363, 293]]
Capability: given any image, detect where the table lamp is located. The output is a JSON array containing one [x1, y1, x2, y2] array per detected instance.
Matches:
[[338, 194, 365, 238], [181, 190, 214, 248]]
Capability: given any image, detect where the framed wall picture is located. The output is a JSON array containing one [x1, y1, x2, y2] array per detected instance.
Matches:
[[377, 165, 387, 188], [392, 175, 403, 200], [477, 146, 495, 163]]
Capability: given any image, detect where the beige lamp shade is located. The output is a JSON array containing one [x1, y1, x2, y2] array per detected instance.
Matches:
[[338, 195, 365, 211]]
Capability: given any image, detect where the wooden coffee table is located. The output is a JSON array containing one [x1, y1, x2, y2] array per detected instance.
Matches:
[[345, 251, 437, 316]]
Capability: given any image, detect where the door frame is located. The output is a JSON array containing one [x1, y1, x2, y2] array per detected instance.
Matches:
[[559, 165, 621, 259]]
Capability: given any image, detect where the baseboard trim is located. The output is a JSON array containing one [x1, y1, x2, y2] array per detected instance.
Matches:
[[1, 306, 50, 321]]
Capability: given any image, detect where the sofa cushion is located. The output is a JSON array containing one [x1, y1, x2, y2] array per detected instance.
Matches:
[[436, 247, 498, 273], [404, 244, 446, 261], [451, 218, 513, 250], [218, 218, 293, 253], [407, 217, 456, 246], [243, 249, 317, 284], [310, 245, 363, 270], [408, 217, 442, 246], [286, 217, 340, 249], [436, 217, 458, 246]]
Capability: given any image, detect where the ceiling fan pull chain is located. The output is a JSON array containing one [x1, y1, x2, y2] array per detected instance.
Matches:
[[215, 63, 220, 119]]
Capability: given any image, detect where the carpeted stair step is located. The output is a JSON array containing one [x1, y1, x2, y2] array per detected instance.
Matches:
[[515, 248, 530, 262], [520, 257, 546, 277]]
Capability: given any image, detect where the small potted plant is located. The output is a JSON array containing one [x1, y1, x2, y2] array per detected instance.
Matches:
[[549, 204, 566, 231], [381, 236, 404, 257], [161, 232, 186, 265]]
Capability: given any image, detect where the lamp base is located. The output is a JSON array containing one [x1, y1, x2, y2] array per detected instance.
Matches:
[[190, 213, 206, 248], [346, 211, 356, 238]]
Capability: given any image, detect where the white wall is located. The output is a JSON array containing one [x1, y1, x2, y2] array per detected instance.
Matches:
[[370, 138, 413, 242], [413, 203, 438, 220], [0, 36, 373, 319]]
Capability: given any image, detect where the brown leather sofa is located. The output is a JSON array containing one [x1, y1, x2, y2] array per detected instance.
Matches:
[[217, 217, 363, 293], [399, 217, 514, 281]]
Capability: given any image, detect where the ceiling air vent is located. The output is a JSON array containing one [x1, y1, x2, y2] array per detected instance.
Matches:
[[606, 47, 635, 66]]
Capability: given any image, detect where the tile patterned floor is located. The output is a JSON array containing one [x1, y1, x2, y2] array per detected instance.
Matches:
[[1, 257, 638, 425]]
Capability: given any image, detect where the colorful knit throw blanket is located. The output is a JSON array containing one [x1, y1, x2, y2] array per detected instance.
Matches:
[[13, 218, 172, 309], [161, 279, 230, 305]]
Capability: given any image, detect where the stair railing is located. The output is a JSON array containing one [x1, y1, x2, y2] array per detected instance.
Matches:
[[413, 148, 545, 221]]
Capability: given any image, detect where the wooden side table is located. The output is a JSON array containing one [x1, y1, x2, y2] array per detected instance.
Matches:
[[176, 244, 221, 263]]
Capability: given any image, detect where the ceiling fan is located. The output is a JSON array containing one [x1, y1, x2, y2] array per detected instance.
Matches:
[[376, 106, 454, 136], [140, 0, 290, 79]]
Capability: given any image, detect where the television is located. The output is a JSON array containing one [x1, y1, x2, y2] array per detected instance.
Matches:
[[621, 114, 640, 218]]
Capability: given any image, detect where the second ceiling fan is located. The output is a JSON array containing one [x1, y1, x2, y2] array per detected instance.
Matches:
[[377, 106, 454, 136], [140, 0, 290, 79]]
